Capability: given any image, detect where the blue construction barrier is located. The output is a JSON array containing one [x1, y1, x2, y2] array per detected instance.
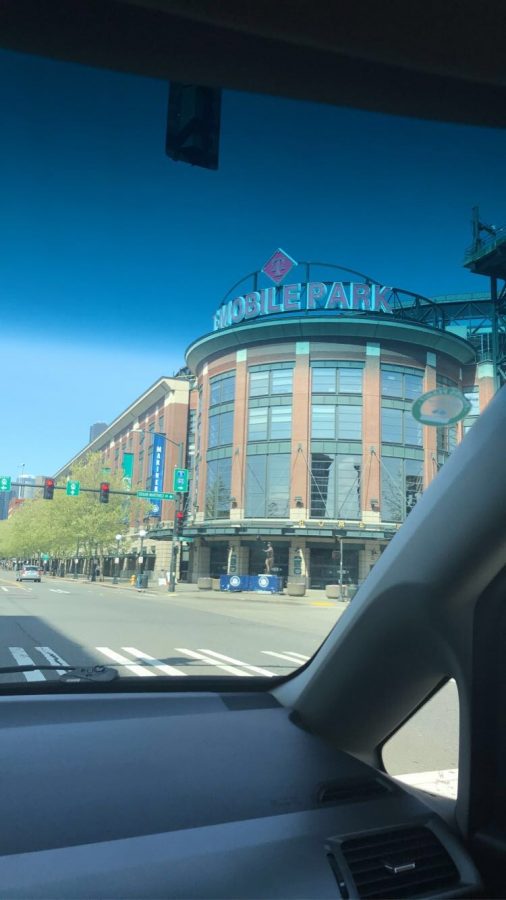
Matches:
[[219, 574, 249, 592], [248, 574, 282, 593]]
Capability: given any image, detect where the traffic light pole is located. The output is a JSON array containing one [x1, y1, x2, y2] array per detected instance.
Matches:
[[168, 443, 184, 594]]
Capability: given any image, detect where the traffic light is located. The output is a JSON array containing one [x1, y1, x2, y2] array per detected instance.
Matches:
[[165, 84, 221, 170], [174, 510, 184, 536], [99, 482, 110, 504], [43, 478, 55, 500]]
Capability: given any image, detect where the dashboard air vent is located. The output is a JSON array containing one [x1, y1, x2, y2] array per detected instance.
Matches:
[[318, 778, 391, 806], [337, 826, 460, 898]]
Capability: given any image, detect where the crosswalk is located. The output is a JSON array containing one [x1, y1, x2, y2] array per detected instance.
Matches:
[[1, 645, 311, 681]]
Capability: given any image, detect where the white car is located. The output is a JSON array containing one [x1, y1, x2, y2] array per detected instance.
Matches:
[[16, 565, 42, 583]]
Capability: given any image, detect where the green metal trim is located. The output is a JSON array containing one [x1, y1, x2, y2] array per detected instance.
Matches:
[[249, 361, 295, 372], [381, 363, 425, 375], [381, 444, 424, 460], [246, 442, 292, 455], [208, 400, 235, 414], [249, 395, 293, 408], [381, 398, 413, 411], [209, 370, 236, 385], [311, 441, 362, 454], [206, 446, 233, 461], [312, 394, 363, 405], [310, 360, 364, 368]]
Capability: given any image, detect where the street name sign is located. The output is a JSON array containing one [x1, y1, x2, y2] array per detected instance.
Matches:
[[136, 490, 175, 500], [0, 476, 11, 491], [173, 468, 189, 492], [66, 481, 81, 496]]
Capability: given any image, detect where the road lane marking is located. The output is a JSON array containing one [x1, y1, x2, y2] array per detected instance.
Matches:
[[121, 647, 186, 677], [36, 646, 70, 676], [95, 647, 156, 677], [8, 647, 45, 682], [282, 651, 309, 662], [197, 649, 275, 677], [175, 648, 252, 677], [49, 589, 70, 595], [1, 587, 8, 592], [261, 651, 306, 665]]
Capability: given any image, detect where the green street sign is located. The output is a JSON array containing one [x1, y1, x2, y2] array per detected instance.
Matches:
[[173, 468, 189, 493], [0, 476, 11, 492], [41, 553, 49, 561], [66, 480, 81, 497], [136, 490, 175, 500]]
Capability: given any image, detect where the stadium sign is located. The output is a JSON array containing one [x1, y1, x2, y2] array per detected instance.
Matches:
[[213, 281, 393, 332]]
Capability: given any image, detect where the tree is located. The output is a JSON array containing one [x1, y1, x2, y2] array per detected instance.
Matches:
[[0, 454, 149, 563]]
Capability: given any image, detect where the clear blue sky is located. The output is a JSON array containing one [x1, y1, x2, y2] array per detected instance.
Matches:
[[1, 48, 505, 477]]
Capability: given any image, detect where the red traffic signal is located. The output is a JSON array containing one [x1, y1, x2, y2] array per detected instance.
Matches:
[[43, 478, 55, 500], [174, 510, 184, 535], [99, 482, 110, 504]]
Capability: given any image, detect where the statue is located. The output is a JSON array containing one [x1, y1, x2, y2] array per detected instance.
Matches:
[[264, 541, 274, 574]]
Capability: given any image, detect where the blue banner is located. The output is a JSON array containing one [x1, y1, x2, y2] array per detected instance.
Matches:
[[149, 434, 166, 515]]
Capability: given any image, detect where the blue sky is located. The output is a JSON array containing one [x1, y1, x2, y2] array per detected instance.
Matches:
[[1, 48, 505, 478]]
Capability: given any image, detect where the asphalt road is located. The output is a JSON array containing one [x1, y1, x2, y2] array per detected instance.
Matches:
[[0, 571, 459, 778]]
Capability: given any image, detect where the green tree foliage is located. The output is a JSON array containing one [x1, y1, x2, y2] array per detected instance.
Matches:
[[0, 454, 149, 559]]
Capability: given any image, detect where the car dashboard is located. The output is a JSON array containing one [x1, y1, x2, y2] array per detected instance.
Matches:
[[0, 690, 481, 899]]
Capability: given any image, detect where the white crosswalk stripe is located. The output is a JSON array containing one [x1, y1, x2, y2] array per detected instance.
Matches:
[[175, 648, 253, 676], [49, 589, 70, 594], [95, 647, 156, 676], [9, 647, 45, 681], [1, 587, 8, 592], [121, 647, 186, 677], [261, 651, 308, 664], [197, 649, 275, 677], [36, 646, 70, 675], [1, 645, 311, 682]]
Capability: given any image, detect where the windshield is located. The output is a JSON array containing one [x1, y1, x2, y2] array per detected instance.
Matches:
[[0, 48, 504, 693]]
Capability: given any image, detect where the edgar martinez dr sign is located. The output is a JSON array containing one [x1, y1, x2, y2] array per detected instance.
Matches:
[[213, 249, 394, 332]]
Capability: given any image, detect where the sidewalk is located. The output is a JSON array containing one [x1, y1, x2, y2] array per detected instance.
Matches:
[[55, 574, 348, 606]]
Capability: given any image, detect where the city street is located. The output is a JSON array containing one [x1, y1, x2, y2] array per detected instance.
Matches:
[[0, 572, 459, 786]]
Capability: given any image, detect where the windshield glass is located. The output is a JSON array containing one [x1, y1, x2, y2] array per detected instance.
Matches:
[[0, 48, 504, 691]]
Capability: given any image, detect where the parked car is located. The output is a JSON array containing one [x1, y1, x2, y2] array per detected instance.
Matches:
[[16, 565, 42, 583]]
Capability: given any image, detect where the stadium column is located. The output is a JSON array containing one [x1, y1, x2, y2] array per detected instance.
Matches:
[[362, 343, 381, 523], [423, 352, 437, 488], [230, 349, 248, 521], [196, 364, 210, 521], [290, 343, 311, 521], [477, 361, 496, 411]]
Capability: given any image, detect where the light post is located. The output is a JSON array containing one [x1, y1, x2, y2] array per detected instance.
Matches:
[[113, 534, 122, 584], [137, 529, 147, 587], [134, 429, 185, 595]]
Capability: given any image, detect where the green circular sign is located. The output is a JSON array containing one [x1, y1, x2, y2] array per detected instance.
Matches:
[[412, 388, 471, 426]]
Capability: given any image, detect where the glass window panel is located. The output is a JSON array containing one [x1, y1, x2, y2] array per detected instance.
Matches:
[[205, 458, 231, 519], [338, 369, 362, 394], [337, 405, 362, 440], [381, 407, 402, 442], [337, 455, 361, 518], [312, 405, 335, 438], [220, 410, 234, 445], [312, 368, 336, 393], [220, 375, 235, 403], [404, 410, 422, 446], [245, 455, 266, 517], [266, 454, 290, 518], [248, 407, 268, 441], [381, 370, 402, 397], [405, 459, 423, 516], [249, 371, 269, 397], [208, 414, 220, 448], [210, 380, 221, 406], [311, 453, 335, 518], [405, 373, 423, 400], [271, 370, 293, 394], [270, 406, 292, 439], [381, 457, 403, 522]]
